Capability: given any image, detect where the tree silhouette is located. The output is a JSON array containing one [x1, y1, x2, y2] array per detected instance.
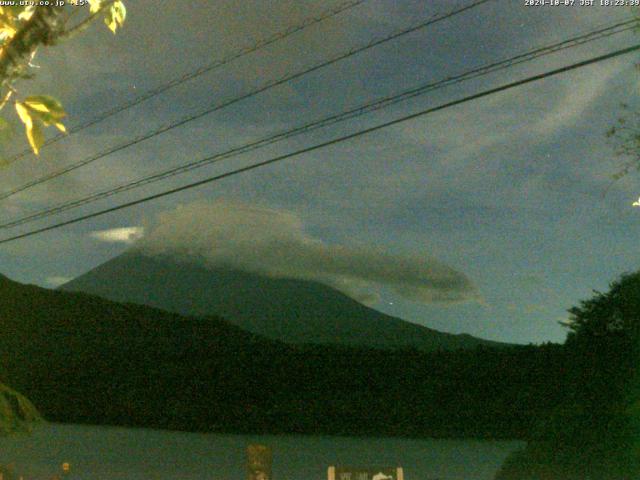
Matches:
[[496, 271, 640, 480]]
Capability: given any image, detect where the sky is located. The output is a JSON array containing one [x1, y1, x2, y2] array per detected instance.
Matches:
[[0, 0, 638, 344]]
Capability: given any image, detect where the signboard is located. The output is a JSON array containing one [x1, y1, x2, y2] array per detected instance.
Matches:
[[328, 466, 404, 480]]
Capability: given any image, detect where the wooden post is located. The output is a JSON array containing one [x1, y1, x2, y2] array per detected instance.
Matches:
[[247, 444, 272, 480]]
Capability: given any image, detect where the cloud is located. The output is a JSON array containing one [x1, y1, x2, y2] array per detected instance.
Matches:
[[397, 57, 627, 168], [524, 61, 625, 138], [136, 199, 478, 305], [45, 276, 73, 287], [90, 226, 144, 244]]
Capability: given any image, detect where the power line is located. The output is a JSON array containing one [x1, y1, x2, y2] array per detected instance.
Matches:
[[1, 17, 636, 230], [2, 0, 368, 167], [0, 0, 494, 201], [0, 42, 637, 246]]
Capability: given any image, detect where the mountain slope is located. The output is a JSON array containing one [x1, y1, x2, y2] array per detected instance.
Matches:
[[0, 273, 564, 438], [61, 252, 506, 350], [0, 272, 290, 431]]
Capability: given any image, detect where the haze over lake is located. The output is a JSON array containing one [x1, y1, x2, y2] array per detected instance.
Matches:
[[0, 424, 522, 480]]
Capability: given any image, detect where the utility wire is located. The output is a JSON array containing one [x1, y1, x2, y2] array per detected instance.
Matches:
[[0, 42, 637, 245], [2, 0, 367, 167], [0, 0, 494, 201], [0, 17, 636, 230]]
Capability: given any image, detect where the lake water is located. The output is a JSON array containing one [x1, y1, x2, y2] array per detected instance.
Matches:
[[0, 423, 523, 480]]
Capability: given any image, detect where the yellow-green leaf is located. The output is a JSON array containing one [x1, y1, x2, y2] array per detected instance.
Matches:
[[105, 18, 115, 34], [37, 112, 67, 132], [0, 25, 16, 41], [1, 6, 32, 23], [15, 102, 32, 130], [114, 1, 126, 22], [17, 6, 35, 21], [24, 100, 49, 113], [88, 0, 102, 14], [26, 121, 44, 155], [16, 102, 44, 155], [105, 1, 126, 34], [24, 95, 66, 119]]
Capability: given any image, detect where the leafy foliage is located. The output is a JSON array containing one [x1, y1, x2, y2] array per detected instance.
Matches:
[[0, 2, 126, 156], [105, 1, 126, 34], [607, 103, 640, 182], [15, 96, 66, 154], [89, 0, 126, 33]]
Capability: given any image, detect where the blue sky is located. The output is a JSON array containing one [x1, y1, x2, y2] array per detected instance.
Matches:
[[0, 0, 638, 344]]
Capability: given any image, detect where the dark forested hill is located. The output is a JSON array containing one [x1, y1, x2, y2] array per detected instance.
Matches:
[[0, 273, 565, 438], [61, 252, 507, 351]]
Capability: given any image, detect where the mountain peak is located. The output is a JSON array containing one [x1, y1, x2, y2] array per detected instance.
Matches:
[[61, 252, 508, 351]]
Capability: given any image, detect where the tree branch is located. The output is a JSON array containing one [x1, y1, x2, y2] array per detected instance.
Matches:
[[0, 6, 66, 90], [61, 0, 116, 39]]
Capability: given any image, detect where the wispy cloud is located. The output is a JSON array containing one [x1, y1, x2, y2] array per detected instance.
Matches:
[[137, 199, 478, 305], [397, 58, 627, 168], [90, 226, 144, 243]]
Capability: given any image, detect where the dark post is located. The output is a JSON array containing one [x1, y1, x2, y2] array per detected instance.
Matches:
[[247, 444, 272, 480]]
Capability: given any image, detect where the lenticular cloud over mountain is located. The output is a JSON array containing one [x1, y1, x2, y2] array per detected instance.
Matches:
[[136, 200, 477, 305], [90, 226, 145, 244]]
